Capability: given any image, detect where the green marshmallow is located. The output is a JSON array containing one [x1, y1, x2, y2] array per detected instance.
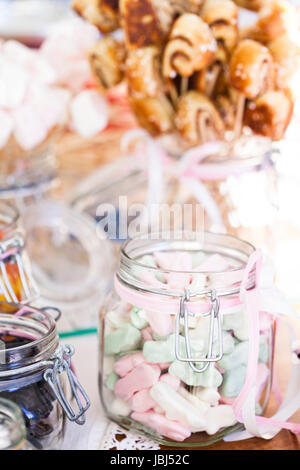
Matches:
[[220, 365, 247, 397], [143, 334, 176, 363], [218, 341, 249, 370], [222, 312, 244, 332], [104, 324, 142, 356], [169, 361, 223, 388], [130, 307, 149, 330], [105, 372, 119, 391]]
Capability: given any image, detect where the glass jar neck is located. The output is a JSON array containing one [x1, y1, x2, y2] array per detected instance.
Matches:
[[0, 202, 19, 241], [0, 398, 27, 450], [118, 231, 256, 298], [0, 303, 59, 378]]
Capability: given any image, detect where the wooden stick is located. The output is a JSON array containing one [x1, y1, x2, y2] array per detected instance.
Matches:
[[234, 93, 246, 139], [180, 77, 189, 97], [206, 64, 221, 98]]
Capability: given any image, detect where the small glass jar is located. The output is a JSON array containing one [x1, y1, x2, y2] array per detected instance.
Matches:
[[0, 201, 38, 304], [0, 302, 90, 450], [99, 231, 275, 447], [0, 398, 34, 450]]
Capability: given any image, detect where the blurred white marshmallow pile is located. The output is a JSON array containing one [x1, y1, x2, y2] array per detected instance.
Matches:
[[0, 18, 110, 152]]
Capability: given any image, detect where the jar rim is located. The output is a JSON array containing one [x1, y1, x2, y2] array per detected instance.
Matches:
[[118, 231, 256, 297], [0, 302, 58, 369]]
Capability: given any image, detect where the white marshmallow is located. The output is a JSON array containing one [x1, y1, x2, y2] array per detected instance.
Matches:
[[70, 90, 108, 138], [0, 58, 29, 109], [205, 405, 237, 435]]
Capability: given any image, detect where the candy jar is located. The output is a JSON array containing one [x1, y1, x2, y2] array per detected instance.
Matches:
[[0, 201, 38, 304], [98, 231, 296, 447], [0, 302, 90, 450], [0, 398, 34, 450]]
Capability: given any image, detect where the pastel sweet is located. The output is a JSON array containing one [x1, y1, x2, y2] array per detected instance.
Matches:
[[70, 89, 108, 138], [196, 387, 221, 406], [130, 307, 149, 330], [131, 412, 191, 442], [111, 398, 131, 417], [143, 334, 176, 363], [107, 309, 129, 328], [0, 58, 29, 109], [141, 327, 153, 342], [220, 365, 247, 398], [113, 352, 146, 377], [131, 389, 157, 413], [222, 311, 244, 331], [150, 383, 207, 432], [114, 363, 161, 401], [218, 341, 249, 370], [105, 371, 119, 391], [104, 324, 142, 356], [178, 387, 210, 415], [146, 310, 173, 337], [169, 361, 223, 388], [205, 405, 237, 435], [159, 373, 180, 391]]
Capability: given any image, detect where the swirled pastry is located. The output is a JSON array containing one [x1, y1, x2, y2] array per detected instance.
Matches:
[[163, 14, 216, 79], [201, 0, 238, 54], [175, 91, 224, 145], [89, 37, 125, 89], [72, 0, 120, 33], [126, 47, 163, 99], [244, 90, 293, 140], [232, 0, 264, 11], [120, 0, 175, 49], [229, 39, 274, 98], [170, 0, 203, 13], [130, 95, 174, 135], [248, 0, 297, 43], [268, 34, 300, 97]]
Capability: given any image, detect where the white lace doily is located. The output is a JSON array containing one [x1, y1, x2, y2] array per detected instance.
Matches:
[[100, 422, 160, 450]]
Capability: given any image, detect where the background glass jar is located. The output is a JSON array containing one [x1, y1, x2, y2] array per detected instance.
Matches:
[[0, 302, 90, 450], [99, 232, 275, 447], [0, 201, 38, 304], [0, 398, 34, 450]]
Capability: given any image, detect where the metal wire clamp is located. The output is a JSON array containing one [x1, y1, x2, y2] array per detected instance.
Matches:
[[175, 289, 223, 373]]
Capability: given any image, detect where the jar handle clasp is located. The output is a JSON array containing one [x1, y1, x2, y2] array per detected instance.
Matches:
[[44, 345, 90, 425], [175, 289, 223, 373]]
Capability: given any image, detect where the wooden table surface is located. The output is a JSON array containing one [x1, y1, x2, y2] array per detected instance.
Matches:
[[162, 315, 300, 451]]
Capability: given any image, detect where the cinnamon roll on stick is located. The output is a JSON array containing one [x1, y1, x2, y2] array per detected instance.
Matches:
[[126, 46, 163, 99], [269, 34, 300, 99], [244, 90, 293, 140], [175, 91, 224, 145], [248, 0, 297, 43], [130, 95, 174, 136], [120, 0, 175, 49], [201, 0, 238, 54], [232, 0, 264, 11], [89, 37, 125, 90], [229, 39, 274, 136], [162, 14, 216, 80], [72, 0, 120, 33]]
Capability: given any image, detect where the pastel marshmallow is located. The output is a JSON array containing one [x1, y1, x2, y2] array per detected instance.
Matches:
[[70, 90, 108, 138], [143, 335, 176, 364], [141, 327, 153, 342], [131, 389, 157, 413], [131, 412, 191, 442], [114, 352, 146, 378], [150, 382, 207, 432], [105, 372, 119, 391], [159, 373, 180, 391], [169, 362, 223, 388], [196, 387, 221, 406], [218, 341, 249, 371], [115, 364, 160, 401], [130, 307, 149, 330], [107, 309, 129, 328], [104, 325, 141, 356], [111, 398, 131, 417], [178, 387, 210, 415], [220, 365, 247, 398], [146, 310, 173, 337], [205, 405, 237, 435], [0, 58, 29, 109]]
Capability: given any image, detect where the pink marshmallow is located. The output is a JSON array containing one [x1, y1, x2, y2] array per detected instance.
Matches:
[[70, 90, 108, 138], [131, 389, 157, 413], [141, 327, 153, 342], [115, 364, 161, 401], [114, 352, 146, 378], [0, 58, 29, 109], [0, 110, 13, 149], [159, 363, 171, 371], [132, 412, 191, 442], [146, 310, 173, 337], [159, 373, 180, 391]]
